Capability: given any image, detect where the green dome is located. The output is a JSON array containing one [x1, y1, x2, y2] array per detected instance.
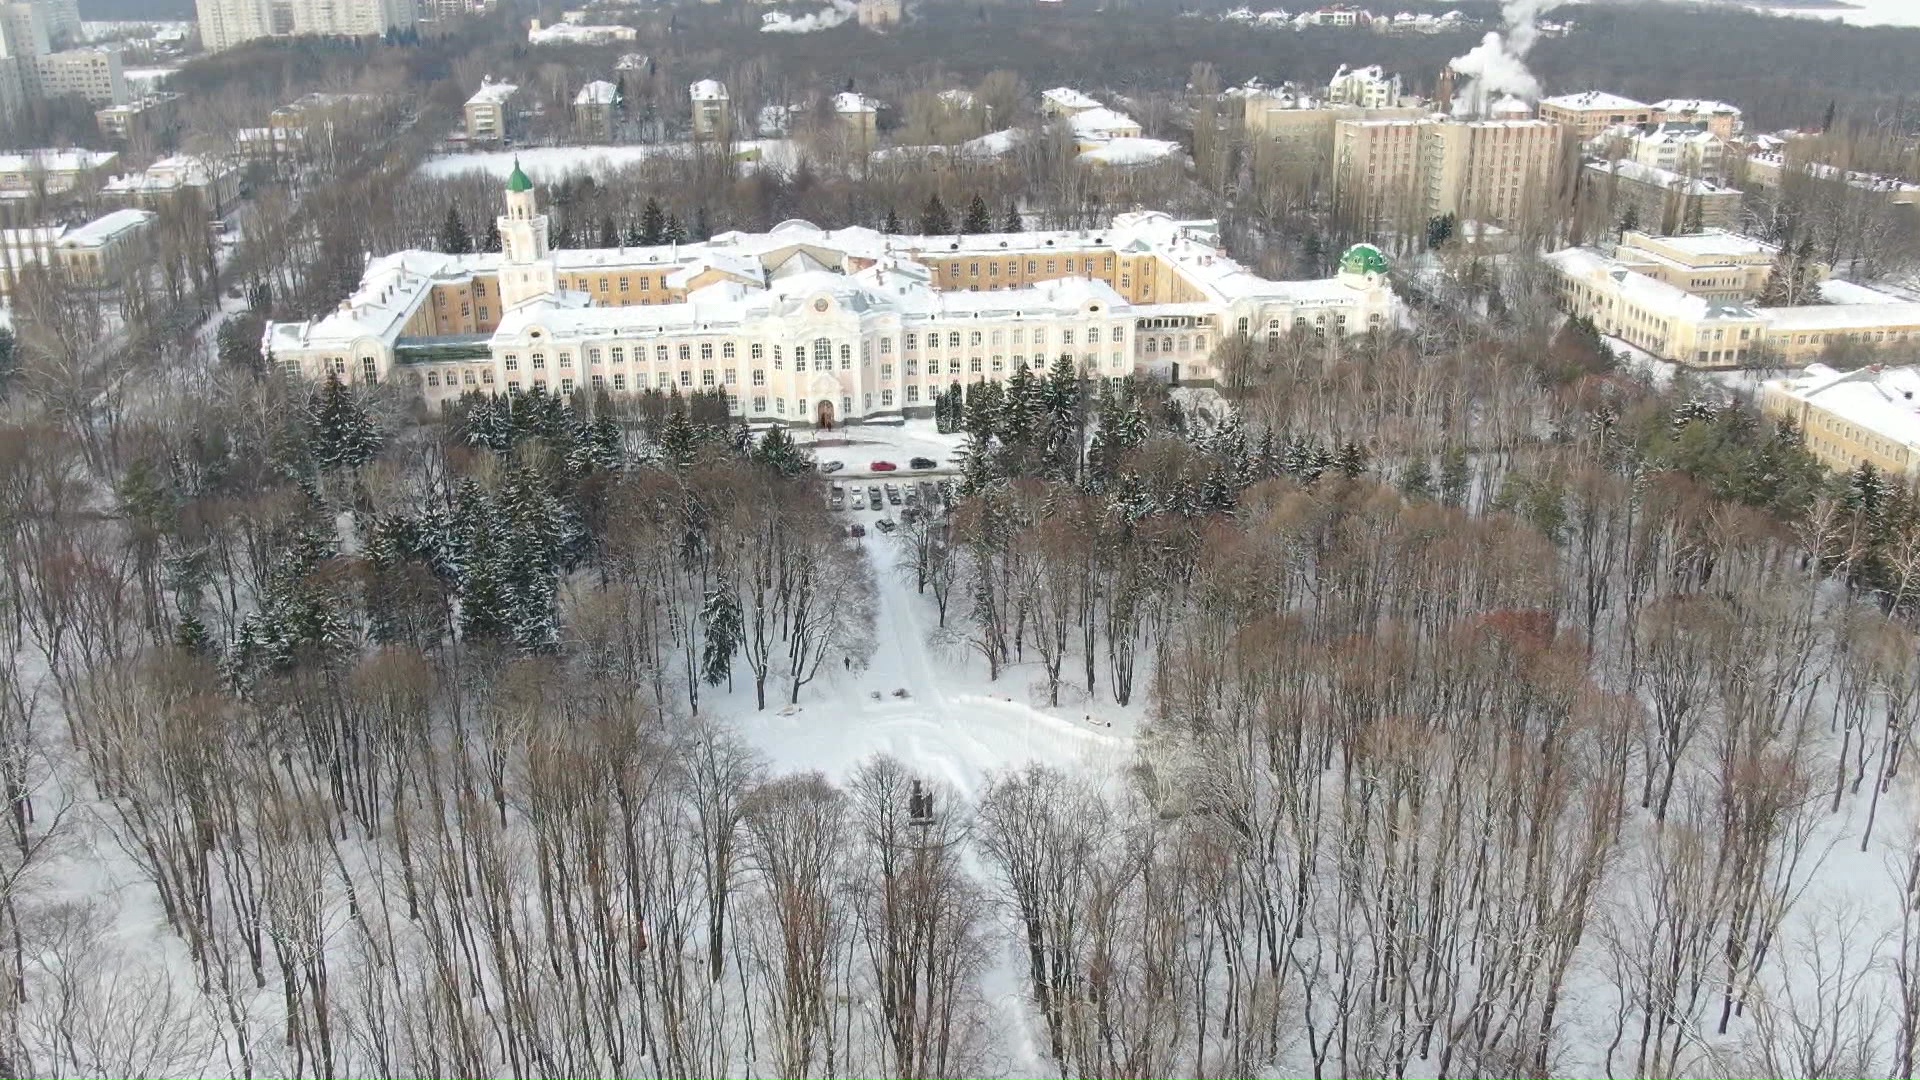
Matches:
[[506, 159, 533, 193], [1340, 243, 1389, 276]]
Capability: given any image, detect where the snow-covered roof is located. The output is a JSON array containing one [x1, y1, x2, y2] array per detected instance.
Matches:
[[1546, 246, 1756, 324], [1041, 87, 1103, 112], [1765, 364, 1920, 459], [833, 91, 877, 114], [1080, 137, 1183, 167], [1631, 229, 1774, 260], [58, 208, 153, 248], [1588, 159, 1739, 197], [466, 81, 517, 106], [1489, 96, 1532, 117], [102, 154, 232, 195], [529, 20, 637, 44], [1817, 279, 1907, 306], [1755, 303, 1920, 334], [0, 149, 118, 175], [960, 128, 1026, 159], [1541, 91, 1649, 112], [938, 89, 977, 108], [1068, 107, 1140, 139], [574, 80, 618, 106], [1651, 99, 1741, 117], [689, 79, 728, 101]]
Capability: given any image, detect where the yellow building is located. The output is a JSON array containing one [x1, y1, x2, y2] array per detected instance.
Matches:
[[0, 206, 152, 296], [1538, 91, 1651, 142], [1760, 364, 1920, 477], [1758, 304, 1920, 364], [1612, 229, 1792, 301]]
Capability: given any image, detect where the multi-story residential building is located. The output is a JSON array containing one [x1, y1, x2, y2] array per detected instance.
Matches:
[[1546, 245, 1920, 367], [1760, 364, 1920, 477], [1586, 159, 1742, 234], [1242, 86, 1427, 159], [690, 79, 730, 141], [1538, 91, 1652, 142], [28, 46, 126, 105], [1612, 229, 1795, 301], [193, 0, 273, 52], [1625, 122, 1725, 177], [96, 91, 182, 142], [103, 153, 243, 213], [1650, 99, 1742, 140], [856, 0, 900, 29], [1326, 64, 1405, 109], [574, 80, 618, 141], [1068, 106, 1142, 149], [464, 79, 517, 144], [1740, 151, 1920, 208], [1335, 117, 1562, 228], [834, 91, 879, 148], [0, 206, 153, 296], [0, 148, 117, 199], [263, 167, 1400, 415]]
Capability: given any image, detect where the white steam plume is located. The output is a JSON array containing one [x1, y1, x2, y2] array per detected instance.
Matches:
[[1448, 0, 1562, 115]]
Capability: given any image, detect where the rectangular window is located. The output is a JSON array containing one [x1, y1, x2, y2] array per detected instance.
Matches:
[[880, 337, 892, 354], [505, 356, 519, 371], [656, 345, 669, 362], [658, 372, 670, 388], [1062, 331, 1074, 346], [618, 278, 629, 292], [561, 378, 575, 393], [969, 331, 982, 347], [969, 357, 982, 374], [702, 370, 716, 387], [881, 389, 894, 406], [753, 396, 767, 412], [678, 344, 692, 362], [639, 278, 650, 291], [588, 348, 603, 365], [613, 373, 627, 390], [751, 343, 764, 359], [1087, 328, 1100, 344], [907, 386, 920, 403], [531, 352, 546, 369], [753, 370, 766, 386], [948, 359, 960, 374], [723, 342, 736, 359], [948, 332, 961, 348], [904, 333, 917, 351], [559, 353, 574, 369], [701, 342, 714, 361], [725, 369, 737, 385], [482, 370, 495, 384], [776, 398, 786, 415], [679, 370, 692, 386]]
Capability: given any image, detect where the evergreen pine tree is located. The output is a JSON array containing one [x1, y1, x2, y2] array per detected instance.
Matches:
[[700, 582, 743, 688], [481, 217, 501, 253], [962, 193, 993, 234], [664, 213, 688, 245], [963, 379, 1002, 440], [175, 612, 216, 658], [599, 214, 619, 247], [659, 408, 697, 469], [1335, 440, 1368, 478], [440, 205, 472, 254], [309, 375, 382, 471], [623, 218, 645, 246], [1440, 447, 1470, 506], [1399, 458, 1434, 500], [884, 206, 903, 234], [0, 326, 13, 398], [1002, 202, 1023, 232], [693, 205, 710, 240], [920, 193, 953, 235], [639, 197, 667, 244]]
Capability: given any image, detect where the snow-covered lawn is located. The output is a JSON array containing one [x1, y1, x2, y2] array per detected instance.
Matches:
[[796, 417, 969, 478], [1819, 277, 1912, 305], [745, 527, 1137, 799]]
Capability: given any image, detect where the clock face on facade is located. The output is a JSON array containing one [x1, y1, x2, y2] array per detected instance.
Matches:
[[813, 297, 830, 312]]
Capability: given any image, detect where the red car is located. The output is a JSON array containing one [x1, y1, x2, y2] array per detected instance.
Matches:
[[870, 460, 898, 472]]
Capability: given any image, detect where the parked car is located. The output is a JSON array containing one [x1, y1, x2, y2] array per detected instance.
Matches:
[[884, 484, 901, 505], [848, 523, 866, 538], [875, 519, 897, 534], [868, 486, 883, 509], [821, 460, 846, 473], [870, 460, 898, 472], [828, 490, 845, 510], [909, 456, 937, 470], [903, 486, 919, 506]]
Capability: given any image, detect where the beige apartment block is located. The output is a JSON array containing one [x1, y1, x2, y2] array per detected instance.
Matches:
[[1335, 117, 1562, 227], [464, 78, 517, 144], [1762, 364, 1920, 477], [1539, 91, 1651, 142], [691, 78, 730, 141]]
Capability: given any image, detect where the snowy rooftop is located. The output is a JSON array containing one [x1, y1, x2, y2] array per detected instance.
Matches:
[[574, 80, 618, 106], [102, 154, 232, 194], [1068, 107, 1140, 139], [1080, 137, 1183, 167], [1624, 229, 1774, 261], [1754, 303, 1920, 334], [1588, 159, 1739, 196], [1651, 99, 1741, 117], [1041, 87, 1102, 112], [1765, 364, 1920, 456], [466, 81, 517, 106], [1547, 246, 1757, 323], [0, 149, 118, 175], [58, 208, 153, 247], [690, 79, 728, 101], [833, 92, 878, 114], [1542, 91, 1649, 112], [529, 21, 636, 44]]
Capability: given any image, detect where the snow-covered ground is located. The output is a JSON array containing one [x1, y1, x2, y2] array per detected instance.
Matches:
[[1819, 277, 1911, 304], [796, 418, 969, 478], [418, 141, 799, 181]]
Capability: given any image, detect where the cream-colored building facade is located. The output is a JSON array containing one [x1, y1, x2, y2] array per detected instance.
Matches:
[[1612, 229, 1789, 301], [264, 169, 1400, 418], [1761, 364, 1920, 477], [464, 79, 516, 144], [691, 79, 730, 141]]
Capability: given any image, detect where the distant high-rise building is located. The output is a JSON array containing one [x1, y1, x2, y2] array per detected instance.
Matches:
[[195, 0, 274, 53]]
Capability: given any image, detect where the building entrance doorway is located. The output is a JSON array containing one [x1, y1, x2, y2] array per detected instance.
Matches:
[[816, 399, 836, 429]]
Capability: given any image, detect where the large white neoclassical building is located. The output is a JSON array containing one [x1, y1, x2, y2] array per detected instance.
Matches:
[[266, 164, 1398, 425]]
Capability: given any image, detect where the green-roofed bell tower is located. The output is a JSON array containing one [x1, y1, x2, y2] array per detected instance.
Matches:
[[499, 159, 556, 307]]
